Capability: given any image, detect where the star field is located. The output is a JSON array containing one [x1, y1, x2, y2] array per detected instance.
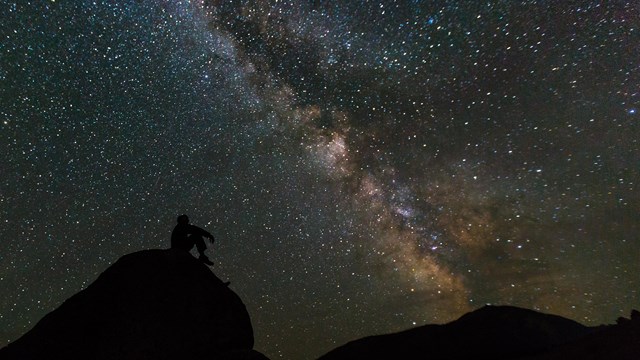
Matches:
[[1, 1, 639, 359]]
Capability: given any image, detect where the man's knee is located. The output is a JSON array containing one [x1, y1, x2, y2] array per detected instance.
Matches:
[[190, 235, 207, 252]]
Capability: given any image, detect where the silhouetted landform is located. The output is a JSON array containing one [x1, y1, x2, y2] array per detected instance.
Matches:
[[0, 249, 270, 360], [523, 309, 640, 360], [319, 305, 640, 360]]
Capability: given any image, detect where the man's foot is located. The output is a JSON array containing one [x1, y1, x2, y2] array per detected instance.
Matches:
[[199, 254, 214, 266]]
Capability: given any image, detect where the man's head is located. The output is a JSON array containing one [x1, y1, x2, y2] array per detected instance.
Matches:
[[177, 214, 189, 225]]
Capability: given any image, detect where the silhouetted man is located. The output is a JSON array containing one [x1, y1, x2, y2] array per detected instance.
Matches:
[[171, 214, 215, 266]]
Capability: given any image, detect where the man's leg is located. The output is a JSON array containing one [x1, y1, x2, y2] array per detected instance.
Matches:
[[191, 235, 214, 266], [172, 235, 194, 252]]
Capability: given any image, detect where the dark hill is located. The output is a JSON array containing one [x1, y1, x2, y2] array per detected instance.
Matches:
[[0, 249, 269, 360], [523, 310, 640, 360], [319, 305, 596, 360]]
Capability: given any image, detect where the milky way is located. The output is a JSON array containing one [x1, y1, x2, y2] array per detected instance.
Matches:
[[1, 1, 639, 359]]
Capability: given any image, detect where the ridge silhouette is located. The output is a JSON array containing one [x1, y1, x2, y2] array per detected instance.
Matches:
[[318, 305, 640, 360]]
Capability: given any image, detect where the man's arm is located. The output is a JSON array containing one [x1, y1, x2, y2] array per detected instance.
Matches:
[[189, 224, 215, 243]]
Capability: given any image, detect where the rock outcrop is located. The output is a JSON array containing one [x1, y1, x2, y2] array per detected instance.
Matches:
[[1, 249, 268, 360]]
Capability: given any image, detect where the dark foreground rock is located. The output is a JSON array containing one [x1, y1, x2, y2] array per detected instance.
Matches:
[[319, 305, 640, 360], [1, 249, 269, 360]]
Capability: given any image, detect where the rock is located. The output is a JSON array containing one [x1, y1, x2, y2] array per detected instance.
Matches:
[[1, 249, 268, 360], [218, 349, 273, 360]]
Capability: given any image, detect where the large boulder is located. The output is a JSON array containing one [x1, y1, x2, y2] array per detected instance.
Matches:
[[1, 249, 266, 360]]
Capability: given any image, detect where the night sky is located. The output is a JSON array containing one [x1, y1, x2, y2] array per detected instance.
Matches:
[[1, 1, 639, 359]]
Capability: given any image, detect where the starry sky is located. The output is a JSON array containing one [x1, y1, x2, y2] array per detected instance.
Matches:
[[1, 1, 639, 359]]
